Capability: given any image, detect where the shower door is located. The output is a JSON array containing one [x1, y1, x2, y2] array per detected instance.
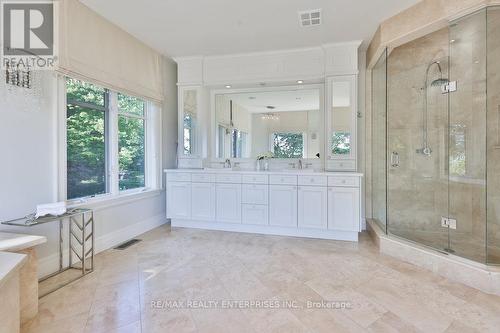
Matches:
[[386, 28, 451, 251], [386, 9, 489, 261], [447, 10, 487, 262]]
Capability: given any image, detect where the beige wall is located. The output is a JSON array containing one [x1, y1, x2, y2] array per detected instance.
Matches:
[[367, 0, 500, 67]]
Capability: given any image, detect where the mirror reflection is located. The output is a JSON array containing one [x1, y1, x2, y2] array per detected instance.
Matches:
[[215, 89, 321, 159]]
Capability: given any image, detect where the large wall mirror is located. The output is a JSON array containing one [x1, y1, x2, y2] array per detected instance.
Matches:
[[214, 87, 323, 159]]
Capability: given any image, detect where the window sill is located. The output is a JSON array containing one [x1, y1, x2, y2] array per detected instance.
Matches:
[[67, 188, 163, 212]]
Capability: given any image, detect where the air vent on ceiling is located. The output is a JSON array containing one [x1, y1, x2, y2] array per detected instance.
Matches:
[[298, 9, 321, 27]]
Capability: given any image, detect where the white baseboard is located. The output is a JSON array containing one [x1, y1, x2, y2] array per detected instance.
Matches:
[[95, 214, 167, 252], [37, 214, 167, 278], [171, 219, 358, 242]]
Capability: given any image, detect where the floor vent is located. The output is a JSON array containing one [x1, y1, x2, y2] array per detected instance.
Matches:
[[114, 239, 141, 250]]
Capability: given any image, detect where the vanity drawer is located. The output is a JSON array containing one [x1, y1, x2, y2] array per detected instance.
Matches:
[[242, 174, 269, 184], [216, 173, 242, 183], [242, 204, 269, 225], [167, 173, 192, 182], [298, 175, 327, 186], [328, 176, 360, 187], [270, 175, 298, 185], [242, 184, 268, 205], [192, 173, 216, 183], [327, 159, 356, 171]]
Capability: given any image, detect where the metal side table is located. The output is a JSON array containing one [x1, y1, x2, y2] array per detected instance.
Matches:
[[2, 208, 95, 296]]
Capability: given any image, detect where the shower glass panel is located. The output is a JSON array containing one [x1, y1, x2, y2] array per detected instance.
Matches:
[[448, 10, 487, 263], [373, 6, 500, 265], [371, 49, 387, 232], [487, 7, 500, 264], [386, 28, 450, 251]]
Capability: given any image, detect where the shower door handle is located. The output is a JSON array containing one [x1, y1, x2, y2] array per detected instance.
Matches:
[[391, 152, 400, 168]]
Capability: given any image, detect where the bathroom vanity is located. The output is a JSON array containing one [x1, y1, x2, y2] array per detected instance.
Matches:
[[165, 169, 362, 241], [168, 42, 363, 241]]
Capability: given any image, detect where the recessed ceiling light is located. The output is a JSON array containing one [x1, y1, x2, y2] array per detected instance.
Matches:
[[225, 85, 232, 89], [297, 80, 304, 84]]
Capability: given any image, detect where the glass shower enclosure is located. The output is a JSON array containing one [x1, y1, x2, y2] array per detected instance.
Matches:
[[371, 7, 500, 265]]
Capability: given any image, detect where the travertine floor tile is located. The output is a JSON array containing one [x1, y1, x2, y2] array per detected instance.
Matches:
[[23, 225, 500, 333]]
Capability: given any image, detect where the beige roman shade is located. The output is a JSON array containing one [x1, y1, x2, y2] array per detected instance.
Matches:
[[58, 0, 163, 102]]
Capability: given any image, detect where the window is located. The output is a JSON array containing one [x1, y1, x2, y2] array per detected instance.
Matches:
[[273, 133, 304, 158], [65, 78, 154, 200], [331, 132, 351, 155], [118, 93, 146, 191], [66, 78, 108, 200], [183, 113, 195, 155], [231, 129, 247, 158]]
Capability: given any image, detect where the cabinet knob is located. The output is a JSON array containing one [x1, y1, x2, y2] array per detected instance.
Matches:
[[310, 179, 314, 183], [342, 180, 346, 184]]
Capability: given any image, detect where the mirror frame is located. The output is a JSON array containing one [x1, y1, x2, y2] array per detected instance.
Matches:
[[209, 83, 325, 163]]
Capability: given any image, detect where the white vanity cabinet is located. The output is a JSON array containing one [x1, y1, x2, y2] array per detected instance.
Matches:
[[269, 185, 298, 227], [298, 186, 328, 229], [191, 182, 216, 221], [165, 170, 362, 242], [327, 176, 361, 232], [166, 181, 191, 219], [216, 183, 242, 223]]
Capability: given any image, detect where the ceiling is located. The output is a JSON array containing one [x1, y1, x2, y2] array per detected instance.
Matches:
[[225, 89, 319, 113], [80, 0, 420, 57]]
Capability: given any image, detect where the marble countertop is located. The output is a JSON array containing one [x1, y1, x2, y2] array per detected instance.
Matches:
[[164, 168, 363, 177], [0, 232, 47, 252], [0, 251, 27, 288]]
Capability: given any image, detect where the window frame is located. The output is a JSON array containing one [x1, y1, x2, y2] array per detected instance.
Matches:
[[117, 93, 147, 193], [58, 75, 161, 206]]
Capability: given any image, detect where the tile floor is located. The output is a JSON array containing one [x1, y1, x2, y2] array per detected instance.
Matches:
[[22, 225, 500, 333]]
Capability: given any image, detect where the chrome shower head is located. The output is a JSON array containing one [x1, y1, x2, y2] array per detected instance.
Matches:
[[430, 78, 450, 87]]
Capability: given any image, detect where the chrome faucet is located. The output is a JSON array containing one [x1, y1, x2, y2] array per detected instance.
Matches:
[[298, 159, 303, 170], [224, 158, 232, 168]]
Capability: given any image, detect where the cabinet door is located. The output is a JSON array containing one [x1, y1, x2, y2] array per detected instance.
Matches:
[[191, 182, 216, 221], [242, 204, 269, 225], [327, 187, 360, 232], [167, 182, 191, 219], [298, 186, 327, 229], [269, 185, 297, 227], [216, 184, 242, 223]]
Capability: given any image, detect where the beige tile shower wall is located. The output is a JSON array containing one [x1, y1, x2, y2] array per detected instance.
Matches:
[[367, 0, 500, 68], [487, 7, 500, 263], [387, 28, 450, 238]]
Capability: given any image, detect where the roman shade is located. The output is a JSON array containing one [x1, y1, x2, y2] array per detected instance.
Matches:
[[58, 0, 163, 103]]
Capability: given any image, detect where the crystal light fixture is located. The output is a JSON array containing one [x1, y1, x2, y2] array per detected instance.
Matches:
[[261, 113, 279, 121]]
